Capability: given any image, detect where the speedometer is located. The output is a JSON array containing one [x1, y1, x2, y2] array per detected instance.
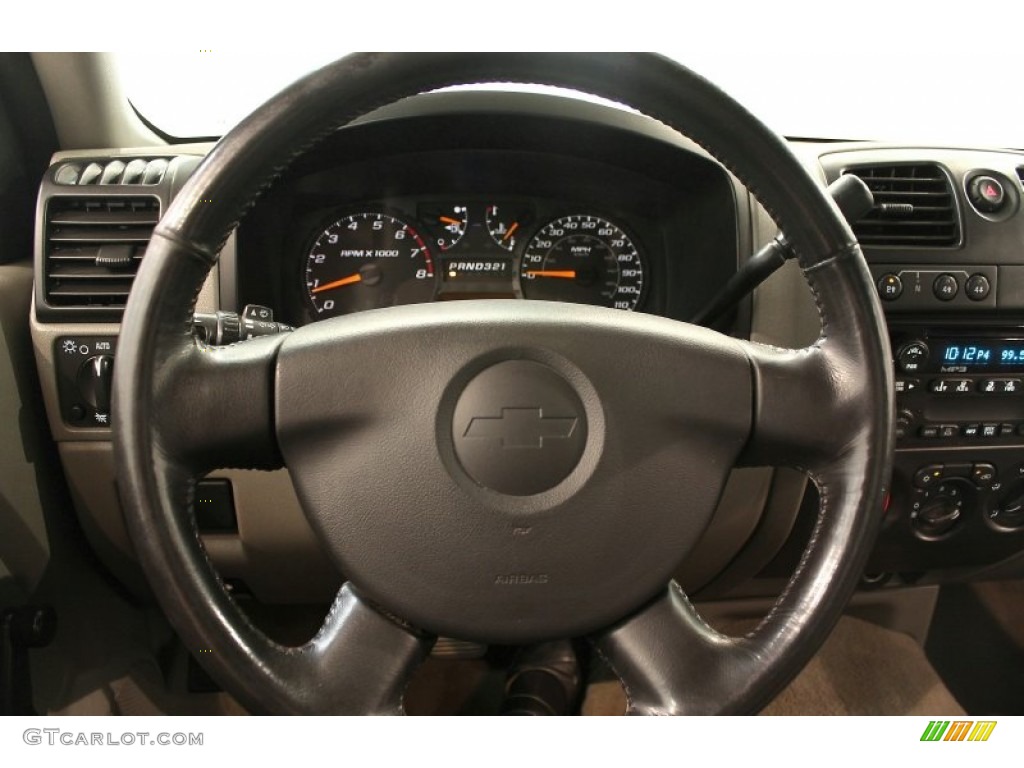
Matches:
[[304, 212, 435, 317], [519, 214, 645, 310]]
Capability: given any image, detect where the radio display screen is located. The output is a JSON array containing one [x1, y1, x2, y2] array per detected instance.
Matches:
[[937, 340, 1024, 371]]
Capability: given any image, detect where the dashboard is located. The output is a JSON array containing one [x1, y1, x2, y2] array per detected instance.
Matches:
[[28, 89, 1024, 606], [810, 146, 1024, 580]]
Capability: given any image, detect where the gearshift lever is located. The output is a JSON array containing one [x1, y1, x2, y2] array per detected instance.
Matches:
[[1, 605, 56, 715]]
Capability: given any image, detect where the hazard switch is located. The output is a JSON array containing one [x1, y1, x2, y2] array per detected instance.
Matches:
[[969, 175, 1006, 213]]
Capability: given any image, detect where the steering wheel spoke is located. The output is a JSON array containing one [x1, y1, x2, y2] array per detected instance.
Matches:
[[150, 565, 430, 714], [738, 248, 894, 477], [266, 584, 432, 715], [591, 583, 760, 715], [737, 341, 845, 471], [153, 334, 285, 474]]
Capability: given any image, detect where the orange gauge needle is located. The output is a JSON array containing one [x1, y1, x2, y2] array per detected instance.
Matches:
[[526, 270, 577, 279], [311, 273, 362, 293], [502, 222, 519, 242], [438, 216, 462, 226]]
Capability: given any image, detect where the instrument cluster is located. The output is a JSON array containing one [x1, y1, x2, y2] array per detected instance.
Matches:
[[301, 199, 648, 320]]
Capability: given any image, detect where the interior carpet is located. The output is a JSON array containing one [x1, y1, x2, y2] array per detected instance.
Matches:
[[582, 615, 964, 715], [50, 614, 964, 716], [926, 580, 1024, 715], [49, 658, 248, 716]]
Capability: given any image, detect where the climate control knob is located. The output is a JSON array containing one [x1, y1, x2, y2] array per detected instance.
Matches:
[[990, 478, 1024, 529], [911, 480, 967, 538], [915, 498, 962, 537]]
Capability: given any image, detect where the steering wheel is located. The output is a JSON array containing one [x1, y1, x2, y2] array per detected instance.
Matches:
[[112, 53, 893, 715]]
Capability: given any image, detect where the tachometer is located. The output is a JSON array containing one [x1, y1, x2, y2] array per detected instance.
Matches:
[[519, 214, 644, 310], [305, 212, 434, 317]]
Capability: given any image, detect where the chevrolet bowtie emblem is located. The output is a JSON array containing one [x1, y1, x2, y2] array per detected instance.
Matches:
[[464, 408, 578, 448]]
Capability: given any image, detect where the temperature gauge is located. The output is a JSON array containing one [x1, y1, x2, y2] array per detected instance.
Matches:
[[486, 204, 531, 251]]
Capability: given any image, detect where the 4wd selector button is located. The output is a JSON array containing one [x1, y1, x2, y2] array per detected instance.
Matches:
[[965, 273, 991, 301], [877, 273, 903, 301], [933, 274, 959, 301]]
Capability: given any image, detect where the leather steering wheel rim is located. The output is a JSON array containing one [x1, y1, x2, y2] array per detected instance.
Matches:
[[113, 53, 893, 715]]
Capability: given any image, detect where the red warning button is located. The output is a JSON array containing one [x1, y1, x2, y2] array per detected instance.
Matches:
[[969, 174, 1006, 213]]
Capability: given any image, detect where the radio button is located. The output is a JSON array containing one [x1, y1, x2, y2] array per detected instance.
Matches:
[[930, 378, 972, 394], [965, 274, 991, 301], [1001, 423, 1017, 437], [933, 274, 959, 301], [895, 378, 920, 394], [963, 424, 981, 438], [981, 424, 999, 438], [938, 424, 960, 438], [978, 378, 1022, 394], [919, 425, 940, 438]]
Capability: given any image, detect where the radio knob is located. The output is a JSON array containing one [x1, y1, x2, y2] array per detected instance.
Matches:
[[895, 409, 916, 440], [896, 341, 929, 374]]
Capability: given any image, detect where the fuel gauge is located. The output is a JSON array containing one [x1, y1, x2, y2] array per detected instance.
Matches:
[[422, 204, 468, 251]]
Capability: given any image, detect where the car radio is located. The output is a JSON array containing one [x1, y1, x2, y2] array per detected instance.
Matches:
[[893, 330, 1024, 446]]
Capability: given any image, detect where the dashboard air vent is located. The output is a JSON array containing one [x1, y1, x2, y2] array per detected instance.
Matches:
[[843, 164, 960, 247], [43, 196, 160, 310], [54, 158, 169, 186]]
